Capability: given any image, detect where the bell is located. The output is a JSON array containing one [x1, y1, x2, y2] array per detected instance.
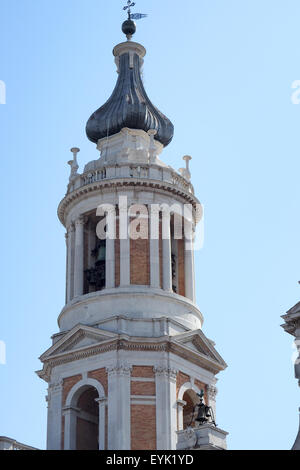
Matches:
[[194, 390, 217, 427], [195, 403, 209, 425]]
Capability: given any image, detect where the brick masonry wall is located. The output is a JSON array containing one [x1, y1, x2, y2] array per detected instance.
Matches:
[[132, 366, 155, 378], [131, 366, 156, 450], [131, 381, 156, 396], [131, 405, 156, 450], [130, 213, 150, 285], [88, 368, 108, 395], [176, 371, 190, 399], [176, 372, 208, 403], [62, 374, 82, 405]]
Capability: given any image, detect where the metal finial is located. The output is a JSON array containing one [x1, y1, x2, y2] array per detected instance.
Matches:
[[123, 1, 136, 19], [122, 1, 148, 40]]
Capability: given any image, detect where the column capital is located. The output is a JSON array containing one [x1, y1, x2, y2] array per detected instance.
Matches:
[[154, 366, 178, 381], [67, 222, 75, 233], [62, 405, 80, 415], [48, 379, 63, 394], [176, 399, 187, 408], [95, 396, 107, 405], [75, 215, 87, 227], [207, 385, 218, 401], [106, 363, 132, 378]]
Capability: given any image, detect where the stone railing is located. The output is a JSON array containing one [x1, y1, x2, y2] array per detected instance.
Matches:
[[176, 424, 228, 451], [67, 163, 194, 196], [0, 436, 38, 451]]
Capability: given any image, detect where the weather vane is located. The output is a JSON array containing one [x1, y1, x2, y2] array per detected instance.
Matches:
[[123, 1, 148, 21]]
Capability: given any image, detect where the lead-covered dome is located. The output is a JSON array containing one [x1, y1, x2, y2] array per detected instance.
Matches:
[[86, 41, 174, 147]]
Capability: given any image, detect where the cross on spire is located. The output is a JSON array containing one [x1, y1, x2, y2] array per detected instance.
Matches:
[[123, 1, 136, 19]]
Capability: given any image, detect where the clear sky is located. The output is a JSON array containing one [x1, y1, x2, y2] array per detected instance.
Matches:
[[0, 0, 299, 451]]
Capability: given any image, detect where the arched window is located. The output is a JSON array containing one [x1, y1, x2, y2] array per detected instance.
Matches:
[[84, 215, 106, 294], [75, 386, 99, 450], [182, 389, 199, 429]]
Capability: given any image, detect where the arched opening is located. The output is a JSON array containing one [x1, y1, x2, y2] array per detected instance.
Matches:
[[75, 386, 99, 450], [182, 389, 199, 429], [84, 215, 106, 294]]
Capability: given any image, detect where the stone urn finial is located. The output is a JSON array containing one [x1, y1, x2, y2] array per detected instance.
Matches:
[[179, 155, 192, 182], [68, 147, 80, 181]]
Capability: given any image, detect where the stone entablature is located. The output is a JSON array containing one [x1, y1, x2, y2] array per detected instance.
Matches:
[[59, 175, 198, 227]]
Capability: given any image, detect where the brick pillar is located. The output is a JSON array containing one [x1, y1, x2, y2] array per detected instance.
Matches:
[[119, 198, 130, 286]]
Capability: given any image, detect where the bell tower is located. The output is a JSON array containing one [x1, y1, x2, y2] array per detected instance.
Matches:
[[37, 11, 228, 451]]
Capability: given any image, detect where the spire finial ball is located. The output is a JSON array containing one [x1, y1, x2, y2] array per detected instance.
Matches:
[[122, 19, 136, 40]]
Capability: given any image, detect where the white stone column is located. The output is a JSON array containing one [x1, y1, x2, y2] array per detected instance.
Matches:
[[66, 223, 75, 303], [184, 220, 195, 302], [176, 399, 187, 431], [74, 216, 85, 297], [107, 364, 131, 450], [162, 215, 172, 292], [119, 199, 130, 286], [95, 397, 107, 450], [106, 209, 116, 289], [63, 405, 80, 450], [154, 367, 178, 450], [150, 206, 160, 288], [207, 385, 218, 423], [46, 380, 63, 450]]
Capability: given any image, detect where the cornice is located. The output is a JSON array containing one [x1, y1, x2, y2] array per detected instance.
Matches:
[[57, 178, 200, 226], [37, 334, 225, 383]]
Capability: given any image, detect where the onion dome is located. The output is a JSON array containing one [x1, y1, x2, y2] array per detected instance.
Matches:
[[86, 33, 174, 147]]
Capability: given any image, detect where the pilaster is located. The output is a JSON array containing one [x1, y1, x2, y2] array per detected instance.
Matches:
[[46, 379, 63, 450], [154, 367, 178, 450], [107, 364, 132, 450]]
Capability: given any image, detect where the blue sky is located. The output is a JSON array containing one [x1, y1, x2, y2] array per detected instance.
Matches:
[[0, 0, 299, 450]]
